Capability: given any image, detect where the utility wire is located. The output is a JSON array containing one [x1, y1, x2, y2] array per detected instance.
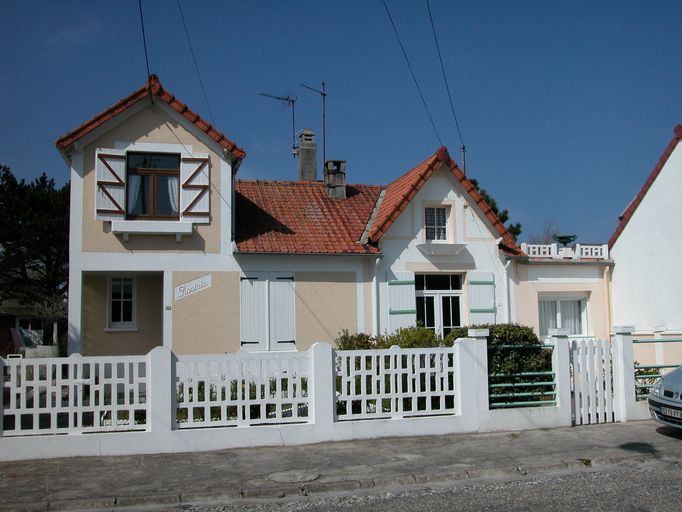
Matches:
[[426, 0, 465, 150], [138, 0, 152, 81], [382, 0, 442, 147], [177, 0, 215, 126]]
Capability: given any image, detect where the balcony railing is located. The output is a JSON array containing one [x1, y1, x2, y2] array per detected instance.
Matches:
[[520, 243, 609, 260]]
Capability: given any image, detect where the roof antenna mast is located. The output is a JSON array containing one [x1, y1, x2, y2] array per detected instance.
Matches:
[[300, 82, 327, 165], [259, 92, 297, 157]]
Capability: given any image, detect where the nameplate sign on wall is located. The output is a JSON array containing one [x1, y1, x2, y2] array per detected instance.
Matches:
[[175, 274, 212, 301]]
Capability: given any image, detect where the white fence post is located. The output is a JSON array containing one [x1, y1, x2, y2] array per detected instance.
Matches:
[[148, 346, 174, 434], [549, 328, 572, 426], [612, 326, 638, 422], [310, 342, 335, 430], [457, 329, 488, 429]]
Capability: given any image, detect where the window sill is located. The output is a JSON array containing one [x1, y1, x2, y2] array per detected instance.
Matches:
[[416, 242, 467, 256], [111, 220, 193, 242], [104, 327, 139, 333]]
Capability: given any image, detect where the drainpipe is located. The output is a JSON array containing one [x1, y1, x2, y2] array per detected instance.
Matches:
[[503, 258, 513, 323], [372, 256, 382, 336]]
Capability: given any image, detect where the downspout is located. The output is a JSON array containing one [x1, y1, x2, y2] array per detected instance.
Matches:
[[372, 255, 381, 336], [503, 258, 513, 323]]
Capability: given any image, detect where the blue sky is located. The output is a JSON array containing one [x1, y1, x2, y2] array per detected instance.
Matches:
[[1, 1, 680, 243]]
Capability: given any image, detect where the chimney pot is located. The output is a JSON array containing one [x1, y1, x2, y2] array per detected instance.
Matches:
[[297, 129, 317, 181], [324, 160, 347, 200]]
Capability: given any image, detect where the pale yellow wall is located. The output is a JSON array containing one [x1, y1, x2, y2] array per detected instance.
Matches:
[[633, 334, 682, 368], [295, 272, 357, 350], [363, 259, 374, 335], [515, 264, 610, 339], [81, 106, 223, 253], [82, 273, 162, 356], [171, 271, 240, 354]]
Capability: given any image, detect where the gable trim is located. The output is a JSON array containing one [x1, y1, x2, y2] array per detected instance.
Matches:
[[608, 124, 682, 249]]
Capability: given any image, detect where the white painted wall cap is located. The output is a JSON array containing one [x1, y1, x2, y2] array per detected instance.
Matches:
[[548, 328, 569, 336], [613, 325, 635, 334], [467, 329, 489, 338]]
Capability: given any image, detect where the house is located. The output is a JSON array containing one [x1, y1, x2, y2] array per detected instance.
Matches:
[[609, 124, 682, 364], [56, 76, 613, 356]]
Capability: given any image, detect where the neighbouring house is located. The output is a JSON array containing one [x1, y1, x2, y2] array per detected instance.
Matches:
[[609, 124, 682, 364], [56, 76, 614, 356]]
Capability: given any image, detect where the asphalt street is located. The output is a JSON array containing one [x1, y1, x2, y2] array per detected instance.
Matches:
[[2, 420, 681, 511]]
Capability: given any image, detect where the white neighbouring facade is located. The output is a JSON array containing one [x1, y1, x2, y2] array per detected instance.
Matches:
[[610, 125, 682, 335]]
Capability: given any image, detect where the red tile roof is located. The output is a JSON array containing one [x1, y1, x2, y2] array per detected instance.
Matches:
[[608, 125, 682, 249], [55, 75, 246, 161], [235, 181, 383, 254], [367, 147, 523, 256]]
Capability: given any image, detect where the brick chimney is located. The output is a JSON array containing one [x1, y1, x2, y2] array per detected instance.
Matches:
[[297, 129, 317, 181], [324, 160, 347, 199]]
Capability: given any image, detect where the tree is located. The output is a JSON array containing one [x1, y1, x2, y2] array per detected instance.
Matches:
[[0, 165, 69, 307], [469, 178, 522, 239], [528, 218, 561, 245]]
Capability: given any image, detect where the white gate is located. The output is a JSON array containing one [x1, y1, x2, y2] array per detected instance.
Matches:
[[570, 338, 616, 425]]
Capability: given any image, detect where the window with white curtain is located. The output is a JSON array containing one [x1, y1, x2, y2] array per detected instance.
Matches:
[[126, 152, 180, 219], [538, 298, 586, 337]]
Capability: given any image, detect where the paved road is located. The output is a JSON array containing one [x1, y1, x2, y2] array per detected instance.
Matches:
[[141, 459, 682, 512], [2, 420, 681, 511]]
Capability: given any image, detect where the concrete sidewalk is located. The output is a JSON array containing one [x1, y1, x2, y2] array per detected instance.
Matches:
[[2, 420, 681, 511]]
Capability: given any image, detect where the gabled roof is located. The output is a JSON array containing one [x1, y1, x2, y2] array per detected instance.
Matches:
[[55, 75, 246, 162], [608, 124, 682, 249], [235, 181, 383, 255], [367, 147, 523, 256]]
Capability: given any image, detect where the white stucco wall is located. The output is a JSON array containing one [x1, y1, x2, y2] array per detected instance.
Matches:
[[611, 140, 682, 332], [377, 166, 509, 333]]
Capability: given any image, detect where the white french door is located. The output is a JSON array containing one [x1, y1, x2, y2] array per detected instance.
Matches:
[[416, 292, 462, 337]]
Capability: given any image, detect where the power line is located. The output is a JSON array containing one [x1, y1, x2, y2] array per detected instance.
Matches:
[[177, 0, 215, 126], [426, 0, 465, 152], [382, 0, 442, 147], [138, 0, 152, 82]]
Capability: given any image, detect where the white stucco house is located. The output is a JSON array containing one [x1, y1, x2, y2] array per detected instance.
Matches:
[[55, 76, 614, 356]]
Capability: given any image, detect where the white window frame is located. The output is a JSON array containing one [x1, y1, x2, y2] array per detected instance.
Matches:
[[538, 294, 588, 338], [107, 276, 137, 331], [415, 274, 463, 338], [424, 206, 449, 242]]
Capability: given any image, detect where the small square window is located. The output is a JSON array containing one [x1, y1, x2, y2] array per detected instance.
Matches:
[[425, 207, 447, 241], [109, 277, 135, 329]]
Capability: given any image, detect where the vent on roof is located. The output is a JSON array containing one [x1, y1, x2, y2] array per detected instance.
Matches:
[[324, 160, 347, 200], [298, 129, 317, 181]]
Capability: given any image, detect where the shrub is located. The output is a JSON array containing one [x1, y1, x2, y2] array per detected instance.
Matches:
[[375, 325, 443, 349], [335, 329, 376, 350]]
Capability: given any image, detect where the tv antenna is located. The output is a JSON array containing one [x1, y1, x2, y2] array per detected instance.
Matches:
[[300, 81, 327, 165], [259, 92, 297, 157]]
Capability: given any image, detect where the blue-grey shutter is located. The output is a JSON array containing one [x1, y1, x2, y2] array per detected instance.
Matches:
[[388, 271, 416, 332], [240, 272, 268, 351], [181, 154, 210, 224], [95, 148, 126, 221], [269, 272, 296, 349], [468, 271, 496, 324]]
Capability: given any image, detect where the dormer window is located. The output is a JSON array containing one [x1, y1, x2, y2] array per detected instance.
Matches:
[[126, 152, 180, 219], [425, 207, 447, 241]]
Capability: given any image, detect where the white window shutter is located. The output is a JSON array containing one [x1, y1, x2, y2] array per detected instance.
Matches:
[[181, 154, 210, 224], [269, 272, 296, 349], [388, 271, 416, 332], [95, 148, 126, 221], [240, 272, 268, 351], [468, 272, 496, 324]]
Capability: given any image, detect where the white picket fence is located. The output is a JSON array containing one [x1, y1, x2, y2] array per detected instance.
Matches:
[[2, 354, 149, 436], [175, 351, 310, 428], [335, 346, 457, 420], [570, 338, 615, 425], [0, 328, 651, 461]]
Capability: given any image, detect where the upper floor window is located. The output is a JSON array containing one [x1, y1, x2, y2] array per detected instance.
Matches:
[[425, 207, 447, 241], [126, 152, 180, 219]]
